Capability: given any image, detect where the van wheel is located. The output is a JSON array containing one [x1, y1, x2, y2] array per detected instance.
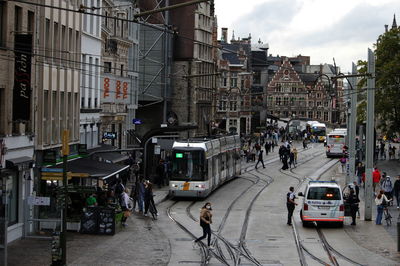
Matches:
[[302, 221, 309, 227], [337, 222, 344, 228]]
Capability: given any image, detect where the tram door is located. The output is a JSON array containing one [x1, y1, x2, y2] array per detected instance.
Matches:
[[207, 159, 212, 189], [213, 156, 219, 189]]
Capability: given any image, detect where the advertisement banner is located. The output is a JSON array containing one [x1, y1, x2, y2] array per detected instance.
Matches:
[[13, 34, 33, 121], [101, 74, 130, 104]]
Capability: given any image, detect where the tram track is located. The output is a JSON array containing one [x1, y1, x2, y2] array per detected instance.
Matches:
[[283, 154, 366, 266], [166, 142, 323, 266]]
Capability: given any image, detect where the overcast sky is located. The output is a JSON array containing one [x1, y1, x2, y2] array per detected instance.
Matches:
[[214, 0, 400, 72]]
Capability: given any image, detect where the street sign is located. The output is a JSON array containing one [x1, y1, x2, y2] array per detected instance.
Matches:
[[154, 145, 161, 155], [41, 168, 63, 173], [103, 132, 117, 139], [132, 118, 142, 125]]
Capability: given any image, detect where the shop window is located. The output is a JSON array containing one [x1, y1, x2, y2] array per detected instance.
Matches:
[[6, 174, 18, 226], [0, 2, 4, 46]]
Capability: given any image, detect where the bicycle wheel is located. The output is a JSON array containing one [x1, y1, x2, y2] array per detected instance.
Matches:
[[384, 210, 392, 226]]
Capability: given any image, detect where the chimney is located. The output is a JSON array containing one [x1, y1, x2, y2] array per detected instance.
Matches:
[[221, 27, 228, 43], [385, 24, 388, 32]]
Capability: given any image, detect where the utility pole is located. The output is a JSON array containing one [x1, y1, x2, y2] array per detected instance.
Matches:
[[348, 62, 357, 184], [365, 48, 375, 221], [163, 0, 170, 124]]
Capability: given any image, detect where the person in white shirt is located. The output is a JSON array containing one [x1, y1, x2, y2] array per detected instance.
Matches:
[[375, 190, 391, 225]]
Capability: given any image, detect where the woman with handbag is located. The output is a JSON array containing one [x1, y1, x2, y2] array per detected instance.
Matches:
[[120, 188, 132, 227], [193, 202, 213, 249]]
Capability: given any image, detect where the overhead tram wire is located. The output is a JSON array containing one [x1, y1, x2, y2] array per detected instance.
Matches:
[[6, 0, 367, 98]]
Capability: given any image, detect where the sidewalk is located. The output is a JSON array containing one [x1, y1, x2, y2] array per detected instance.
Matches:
[[328, 160, 400, 263], [7, 186, 171, 266]]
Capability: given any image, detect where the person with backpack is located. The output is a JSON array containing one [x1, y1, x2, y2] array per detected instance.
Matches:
[[286, 186, 298, 225], [381, 175, 393, 203]]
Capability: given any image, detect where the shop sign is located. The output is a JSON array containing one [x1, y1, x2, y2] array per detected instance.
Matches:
[[28, 196, 50, 206], [101, 74, 130, 103], [13, 34, 33, 121]]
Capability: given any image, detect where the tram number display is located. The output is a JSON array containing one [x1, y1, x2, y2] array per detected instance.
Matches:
[[183, 182, 190, 191], [175, 153, 183, 158]]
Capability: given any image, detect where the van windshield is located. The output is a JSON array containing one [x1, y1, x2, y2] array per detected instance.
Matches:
[[307, 187, 341, 200]]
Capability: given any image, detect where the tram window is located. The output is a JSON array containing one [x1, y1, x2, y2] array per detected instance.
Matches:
[[171, 150, 206, 181]]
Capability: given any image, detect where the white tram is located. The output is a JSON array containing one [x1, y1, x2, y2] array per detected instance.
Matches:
[[169, 135, 241, 198]]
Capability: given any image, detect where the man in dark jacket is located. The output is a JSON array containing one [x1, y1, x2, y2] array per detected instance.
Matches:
[[345, 188, 359, 225], [255, 150, 265, 169], [393, 175, 400, 209]]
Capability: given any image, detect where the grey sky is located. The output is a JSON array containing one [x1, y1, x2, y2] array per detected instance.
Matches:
[[214, 0, 400, 72]]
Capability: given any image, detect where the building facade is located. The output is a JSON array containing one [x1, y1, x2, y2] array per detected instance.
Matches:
[[100, 0, 133, 149], [0, 0, 36, 244], [266, 57, 344, 126], [80, 0, 102, 149], [215, 28, 252, 135], [170, 0, 217, 137]]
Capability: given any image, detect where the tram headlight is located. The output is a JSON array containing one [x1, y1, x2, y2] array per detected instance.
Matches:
[[171, 184, 178, 188]]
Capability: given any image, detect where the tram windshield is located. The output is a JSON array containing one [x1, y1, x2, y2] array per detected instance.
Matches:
[[171, 149, 206, 181]]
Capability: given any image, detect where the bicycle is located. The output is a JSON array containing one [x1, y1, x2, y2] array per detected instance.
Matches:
[[383, 206, 392, 226], [148, 198, 158, 220]]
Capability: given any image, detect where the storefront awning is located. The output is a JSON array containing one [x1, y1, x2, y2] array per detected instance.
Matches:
[[55, 157, 129, 180], [6, 156, 33, 169], [88, 144, 129, 163]]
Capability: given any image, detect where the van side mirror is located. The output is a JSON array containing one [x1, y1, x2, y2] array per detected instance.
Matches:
[[297, 192, 304, 197]]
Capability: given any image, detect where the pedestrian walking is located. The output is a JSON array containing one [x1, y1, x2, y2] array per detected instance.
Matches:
[[381, 175, 393, 203], [136, 178, 146, 213], [289, 150, 295, 169], [375, 190, 391, 225], [193, 202, 213, 249], [345, 188, 359, 225], [302, 138, 307, 149], [255, 150, 265, 169], [156, 160, 165, 188], [356, 162, 365, 186], [339, 156, 346, 173], [372, 167, 381, 193], [393, 175, 400, 209], [120, 188, 132, 227], [144, 181, 158, 216], [353, 181, 361, 218], [292, 147, 298, 164], [286, 186, 297, 225], [281, 146, 289, 170]]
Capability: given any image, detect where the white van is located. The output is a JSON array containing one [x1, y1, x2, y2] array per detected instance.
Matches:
[[298, 181, 344, 227]]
